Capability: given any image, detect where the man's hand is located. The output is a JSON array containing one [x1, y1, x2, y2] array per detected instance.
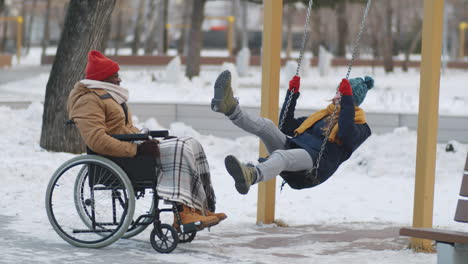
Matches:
[[288, 76, 301, 93], [137, 140, 160, 158], [338, 78, 352, 96]]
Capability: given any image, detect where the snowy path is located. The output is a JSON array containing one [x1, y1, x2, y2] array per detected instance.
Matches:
[[0, 214, 432, 264]]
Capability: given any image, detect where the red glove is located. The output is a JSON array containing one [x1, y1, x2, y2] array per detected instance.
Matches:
[[338, 78, 352, 96], [137, 140, 160, 158], [288, 76, 300, 93]]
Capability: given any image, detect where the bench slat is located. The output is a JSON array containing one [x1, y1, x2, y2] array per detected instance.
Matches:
[[455, 199, 468, 223], [461, 173, 468, 197], [465, 153, 468, 171], [460, 153, 468, 196], [400, 227, 468, 244]]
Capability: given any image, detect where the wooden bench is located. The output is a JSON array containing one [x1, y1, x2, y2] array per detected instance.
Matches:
[[400, 153, 468, 264]]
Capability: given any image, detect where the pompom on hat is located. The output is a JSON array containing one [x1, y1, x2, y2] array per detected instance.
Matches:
[[348, 76, 374, 106], [85, 50, 120, 81]]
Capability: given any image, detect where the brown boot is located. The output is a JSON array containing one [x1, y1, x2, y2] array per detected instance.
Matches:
[[206, 211, 227, 221], [175, 205, 220, 230], [195, 209, 227, 221]]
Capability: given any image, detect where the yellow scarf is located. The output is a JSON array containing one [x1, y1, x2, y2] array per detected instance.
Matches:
[[294, 104, 366, 144]]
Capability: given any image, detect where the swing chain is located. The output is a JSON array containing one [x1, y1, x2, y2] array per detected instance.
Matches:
[[280, 0, 314, 131], [296, 0, 314, 76], [311, 0, 372, 179], [309, 101, 340, 177], [279, 91, 294, 130], [345, 0, 372, 80]]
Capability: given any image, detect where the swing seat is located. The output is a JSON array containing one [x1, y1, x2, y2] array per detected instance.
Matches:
[[258, 157, 328, 190], [280, 170, 323, 190]]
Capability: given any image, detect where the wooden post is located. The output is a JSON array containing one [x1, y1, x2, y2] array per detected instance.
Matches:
[[459, 22, 467, 58], [227, 16, 235, 57], [410, 0, 444, 252], [16, 16, 23, 63], [256, 0, 283, 225], [0, 16, 23, 63]]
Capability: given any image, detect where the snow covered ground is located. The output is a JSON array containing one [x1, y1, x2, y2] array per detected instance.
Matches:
[[0, 48, 467, 263], [3, 47, 468, 116]]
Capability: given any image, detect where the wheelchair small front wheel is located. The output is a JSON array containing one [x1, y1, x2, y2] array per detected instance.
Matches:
[[150, 224, 178, 253], [178, 231, 196, 243]]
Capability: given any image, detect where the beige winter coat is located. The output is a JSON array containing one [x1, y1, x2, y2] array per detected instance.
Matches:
[[67, 82, 140, 157]]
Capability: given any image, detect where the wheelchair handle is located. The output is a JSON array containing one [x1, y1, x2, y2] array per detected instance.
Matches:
[[112, 130, 169, 142], [149, 130, 169, 138]]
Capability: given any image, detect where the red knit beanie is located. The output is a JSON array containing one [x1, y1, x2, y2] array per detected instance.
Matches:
[[85, 50, 120, 81]]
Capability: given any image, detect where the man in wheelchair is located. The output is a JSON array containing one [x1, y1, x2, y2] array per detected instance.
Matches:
[[67, 50, 226, 230]]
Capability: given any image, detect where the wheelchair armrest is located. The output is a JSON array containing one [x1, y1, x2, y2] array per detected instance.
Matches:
[[111, 130, 169, 142], [111, 133, 150, 141], [149, 130, 169, 138]]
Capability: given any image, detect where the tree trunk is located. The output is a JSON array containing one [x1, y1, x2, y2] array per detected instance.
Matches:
[[40, 0, 117, 153], [156, 0, 168, 55], [285, 5, 294, 60], [114, 2, 123, 55], [403, 16, 422, 72], [57, 3, 69, 33], [370, 20, 379, 59], [335, 1, 348, 57], [0, 8, 8, 53], [41, 0, 51, 57], [20, 0, 27, 46], [26, 0, 38, 55], [144, 0, 158, 55], [177, 2, 192, 56], [131, 0, 145, 55], [382, 1, 394, 73], [311, 8, 321, 57], [240, 0, 248, 49], [101, 20, 112, 52], [185, 0, 206, 79]]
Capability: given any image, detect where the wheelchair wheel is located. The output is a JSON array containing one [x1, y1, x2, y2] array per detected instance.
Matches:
[[178, 231, 196, 243], [46, 155, 135, 248], [150, 224, 178, 253], [74, 168, 154, 239]]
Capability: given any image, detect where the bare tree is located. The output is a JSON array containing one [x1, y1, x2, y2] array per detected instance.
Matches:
[[131, 0, 145, 55], [402, 14, 422, 72], [335, 1, 348, 57], [25, 0, 38, 54], [114, 0, 124, 55], [185, 0, 206, 79], [144, 0, 158, 55], [382, 0, 394, 73], [284, 4, 295, 60], [156, 0, 169, 55], [310, 8, 322, 57], [56, 3, 69, 33], [368, 4, 381, 60], [0, 6, 8, 53], [40, 0, 117, 153], [178, 2, 192, 56], [41, 0, 51, 57]]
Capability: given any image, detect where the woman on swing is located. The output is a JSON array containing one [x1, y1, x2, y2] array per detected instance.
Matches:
[[211, 70, 374, 194]]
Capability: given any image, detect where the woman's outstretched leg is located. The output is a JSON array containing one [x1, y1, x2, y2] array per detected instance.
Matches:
[[225, 148, 313, 195], [211, 70, 286, 153]]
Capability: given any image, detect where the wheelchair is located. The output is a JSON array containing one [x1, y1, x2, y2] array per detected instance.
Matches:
[[45, 130, 200, 253]]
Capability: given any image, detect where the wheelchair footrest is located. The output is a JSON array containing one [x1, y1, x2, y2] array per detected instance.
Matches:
[[180, 221, 201, 233]]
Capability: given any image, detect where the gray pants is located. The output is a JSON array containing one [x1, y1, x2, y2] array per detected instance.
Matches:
[[228, 106, 313, 183]]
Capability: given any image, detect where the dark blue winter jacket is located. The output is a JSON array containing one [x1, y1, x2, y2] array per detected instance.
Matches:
[[278, 90, 371, 189]]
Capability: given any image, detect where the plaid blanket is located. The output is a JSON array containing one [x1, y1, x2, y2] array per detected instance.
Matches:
[[156, 136, 216, 212]]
